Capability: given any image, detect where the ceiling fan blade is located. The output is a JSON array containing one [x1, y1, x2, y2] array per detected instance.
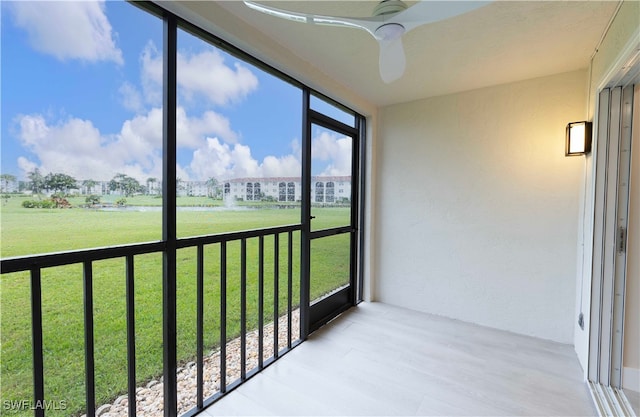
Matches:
[[243, 1, 382, 37], [397, 1, 492, 33], [378, 37, 406, 84]]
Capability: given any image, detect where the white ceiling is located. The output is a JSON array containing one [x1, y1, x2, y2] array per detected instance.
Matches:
[[179, 1, 620, 107]]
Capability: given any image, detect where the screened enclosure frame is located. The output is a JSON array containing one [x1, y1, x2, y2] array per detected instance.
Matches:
[[1, 1, 367, 416]]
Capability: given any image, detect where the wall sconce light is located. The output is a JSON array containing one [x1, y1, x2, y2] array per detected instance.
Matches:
[[565, 121, 592, 156]]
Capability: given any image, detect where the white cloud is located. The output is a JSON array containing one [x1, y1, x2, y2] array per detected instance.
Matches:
[[118, 108, 163, 171], [15, 111, 350, 184], [312, 131, 352, 176], [178, 52, 258, 107], [14, 106, 239, 182], [140, 41, 163, 107], [228, 144, 261, 178], [141, 41, 259, 110], [189, 138, 234, 179], [189, 137, 301, 181], [17, 157, 38, 175], [262, 154, 301, 178], [176, 165, 192, 183], [8, 0, 123, 65], [16, 113, 141, 181], [177, 108, 238, 146], [187, 131, 352, 182], [119, 82, 144, 113]]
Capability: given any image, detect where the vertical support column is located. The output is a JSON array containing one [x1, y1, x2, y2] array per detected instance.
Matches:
[[300, 88, 311, 341], [162, 13, 178, 417], [350, 117, 361, 306], [357, 115, 366, 303]]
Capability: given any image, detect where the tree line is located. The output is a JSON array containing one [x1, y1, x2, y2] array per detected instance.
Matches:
[[1, 170, 222, 198], [0, 169, 145, 197]]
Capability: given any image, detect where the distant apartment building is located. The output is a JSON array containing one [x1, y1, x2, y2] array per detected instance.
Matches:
[[0, 177, 19, 193], [79, 182, 109, 196], [223, 176, 351, 203], [180, 180, 209, 197]]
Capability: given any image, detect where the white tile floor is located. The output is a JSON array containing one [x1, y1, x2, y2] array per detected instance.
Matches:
[[202, 302, 596, 416], [624, 389, 639, 415]]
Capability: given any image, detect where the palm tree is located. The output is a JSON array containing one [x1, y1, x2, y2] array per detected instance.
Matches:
[[44, 173, 77, 196], [206, 177, 219, 198], [28, 169, 45, 197], [82, 179, 98, 195], [109, 173, 141, 197], [109, 173, 126, 195], [146, 177, 158, 195], [176, 177, 184, 195]]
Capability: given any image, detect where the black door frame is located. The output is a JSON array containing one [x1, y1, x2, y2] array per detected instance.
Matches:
[[300, 89, 363, 338]]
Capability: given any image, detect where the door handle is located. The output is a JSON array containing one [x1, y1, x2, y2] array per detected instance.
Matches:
[[310, 216, 316, 220]]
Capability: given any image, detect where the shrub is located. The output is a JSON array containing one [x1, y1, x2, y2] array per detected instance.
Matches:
[[22, 198, 67, 209], [51, 197, 71, 208], [116, 198, 127, 206], [86, 195, 101, 205], [22, 199, 54, 208], [40, 200, 56, 209]]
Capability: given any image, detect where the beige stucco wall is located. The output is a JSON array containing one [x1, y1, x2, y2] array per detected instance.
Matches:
[[375, 70, 587, 343]]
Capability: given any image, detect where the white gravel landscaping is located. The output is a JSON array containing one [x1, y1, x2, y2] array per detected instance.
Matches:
[[91, 309, 300, 417]]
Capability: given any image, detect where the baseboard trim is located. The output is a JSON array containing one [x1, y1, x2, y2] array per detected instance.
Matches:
[[588, 381, 637, 417], [623, 367, 640, 392]]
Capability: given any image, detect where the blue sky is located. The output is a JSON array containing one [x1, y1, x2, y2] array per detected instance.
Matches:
[[1, 0, 352, 182]]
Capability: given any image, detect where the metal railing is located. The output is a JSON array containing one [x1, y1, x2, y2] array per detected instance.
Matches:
[[1, 224, 303, 417]]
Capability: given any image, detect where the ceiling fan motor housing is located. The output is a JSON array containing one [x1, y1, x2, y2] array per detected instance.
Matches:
[[375, 23, 406, 41], [373, 0, 408, 41], [373, 0, 408, 17]]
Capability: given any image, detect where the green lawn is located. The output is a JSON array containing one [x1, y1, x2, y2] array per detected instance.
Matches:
[[0, 196, 351, 416]]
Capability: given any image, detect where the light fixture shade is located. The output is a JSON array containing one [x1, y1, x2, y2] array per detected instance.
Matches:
[[565, 121, 592, 156]]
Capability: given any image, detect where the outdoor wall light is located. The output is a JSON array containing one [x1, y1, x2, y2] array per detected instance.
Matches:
[[565, 121, 592, 156]]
